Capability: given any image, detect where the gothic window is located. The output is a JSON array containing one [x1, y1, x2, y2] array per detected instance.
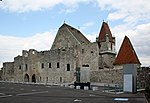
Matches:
[[41, 63, 44, 69], [67, 64, 70, 71], [57, 62, 60, 68]]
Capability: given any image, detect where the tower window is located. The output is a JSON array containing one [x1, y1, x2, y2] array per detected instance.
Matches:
[[67, 64, 70, 71]]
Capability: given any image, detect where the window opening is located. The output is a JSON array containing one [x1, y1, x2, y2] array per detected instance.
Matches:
[[49, 63, 51, 68], [67, 64, 70, 71], [57, 62, 60, 68], [41, 63, 44, 69]]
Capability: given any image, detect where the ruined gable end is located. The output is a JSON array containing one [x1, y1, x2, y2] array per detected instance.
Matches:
[[51, 23, 90, 50]]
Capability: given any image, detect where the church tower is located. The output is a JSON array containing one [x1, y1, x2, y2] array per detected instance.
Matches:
[[97, 22, 116, 69]]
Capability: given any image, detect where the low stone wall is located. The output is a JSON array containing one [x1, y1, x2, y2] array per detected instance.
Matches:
[[90, 69, 123, 84]]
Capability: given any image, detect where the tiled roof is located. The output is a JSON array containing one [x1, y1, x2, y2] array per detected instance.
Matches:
[[60, 23, 90, 44], [114, 36, 141, 65], [98, 22, 113, 42]]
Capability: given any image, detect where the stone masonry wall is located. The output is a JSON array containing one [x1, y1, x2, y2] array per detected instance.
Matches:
[[2, 62, 14, 81], [77, 42, 99, 71], [90, 68, 123, 84]]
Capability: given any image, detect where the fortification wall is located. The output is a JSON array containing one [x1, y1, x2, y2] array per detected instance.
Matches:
[[2, 62, 14, 81], [90, 68, 123, 84]]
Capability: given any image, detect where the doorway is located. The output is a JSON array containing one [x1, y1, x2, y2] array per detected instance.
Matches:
[[24, 74, 29, 82], [32, 74, 36, 83]]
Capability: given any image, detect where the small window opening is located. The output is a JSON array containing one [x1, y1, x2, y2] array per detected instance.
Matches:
[[67, 64, 70, 71], [49, 63, 51, 68], [46, 77, 48, 82], [41, 63, 44, 69], [19, 65, 21, 69], [60, 77, 62, 83], [82, 49, 84, 54], [25, 64, 28, 71], [39, 77, 42, 81], [57, 62, 60, 68]]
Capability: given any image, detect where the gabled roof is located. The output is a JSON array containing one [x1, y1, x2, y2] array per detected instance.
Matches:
[[114, 36, 141, 65], [98, 22, 113, 42], [60, 23, 90, 44]]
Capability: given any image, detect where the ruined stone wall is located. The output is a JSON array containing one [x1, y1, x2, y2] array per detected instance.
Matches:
[[0, 70, 2, 80], [26, 50, 40, 82], [13, 56, 24, 82], [101, 53, 116, 68], [2, 42, 120, 84], [51, 27, 80, 50], [38, 47, 77, 84], [90, 68, 123, 84], [2, 31, 119, 84], [2, 62, 14, 81], [6, 46, 77, 83], [77, 42, 99, 71]]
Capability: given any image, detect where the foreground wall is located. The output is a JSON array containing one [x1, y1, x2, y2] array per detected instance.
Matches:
[[90, 68, 123, 84], [2, 62, 14, 81]]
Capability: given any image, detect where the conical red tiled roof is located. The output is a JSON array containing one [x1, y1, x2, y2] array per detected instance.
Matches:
[[114, 36, 141, 65], [99, 22, 113, 42]]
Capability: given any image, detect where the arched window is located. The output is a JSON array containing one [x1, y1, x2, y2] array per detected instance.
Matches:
[[24, 74, 29, 82]]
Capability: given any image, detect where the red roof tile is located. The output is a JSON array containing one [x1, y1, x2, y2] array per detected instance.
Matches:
[[99, 22, 113, 42], [114, 36, 141, 65]]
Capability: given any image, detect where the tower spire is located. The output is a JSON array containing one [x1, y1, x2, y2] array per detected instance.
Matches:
[[114, 36, 141, 65], [98, 22, 113, 42]]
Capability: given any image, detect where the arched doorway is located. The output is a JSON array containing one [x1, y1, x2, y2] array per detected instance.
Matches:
[[24, 74, 29, 82], [32, 74, 36, 83]]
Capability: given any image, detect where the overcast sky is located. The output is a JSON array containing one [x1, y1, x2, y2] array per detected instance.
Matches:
[[0, 0, 150, 68]]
